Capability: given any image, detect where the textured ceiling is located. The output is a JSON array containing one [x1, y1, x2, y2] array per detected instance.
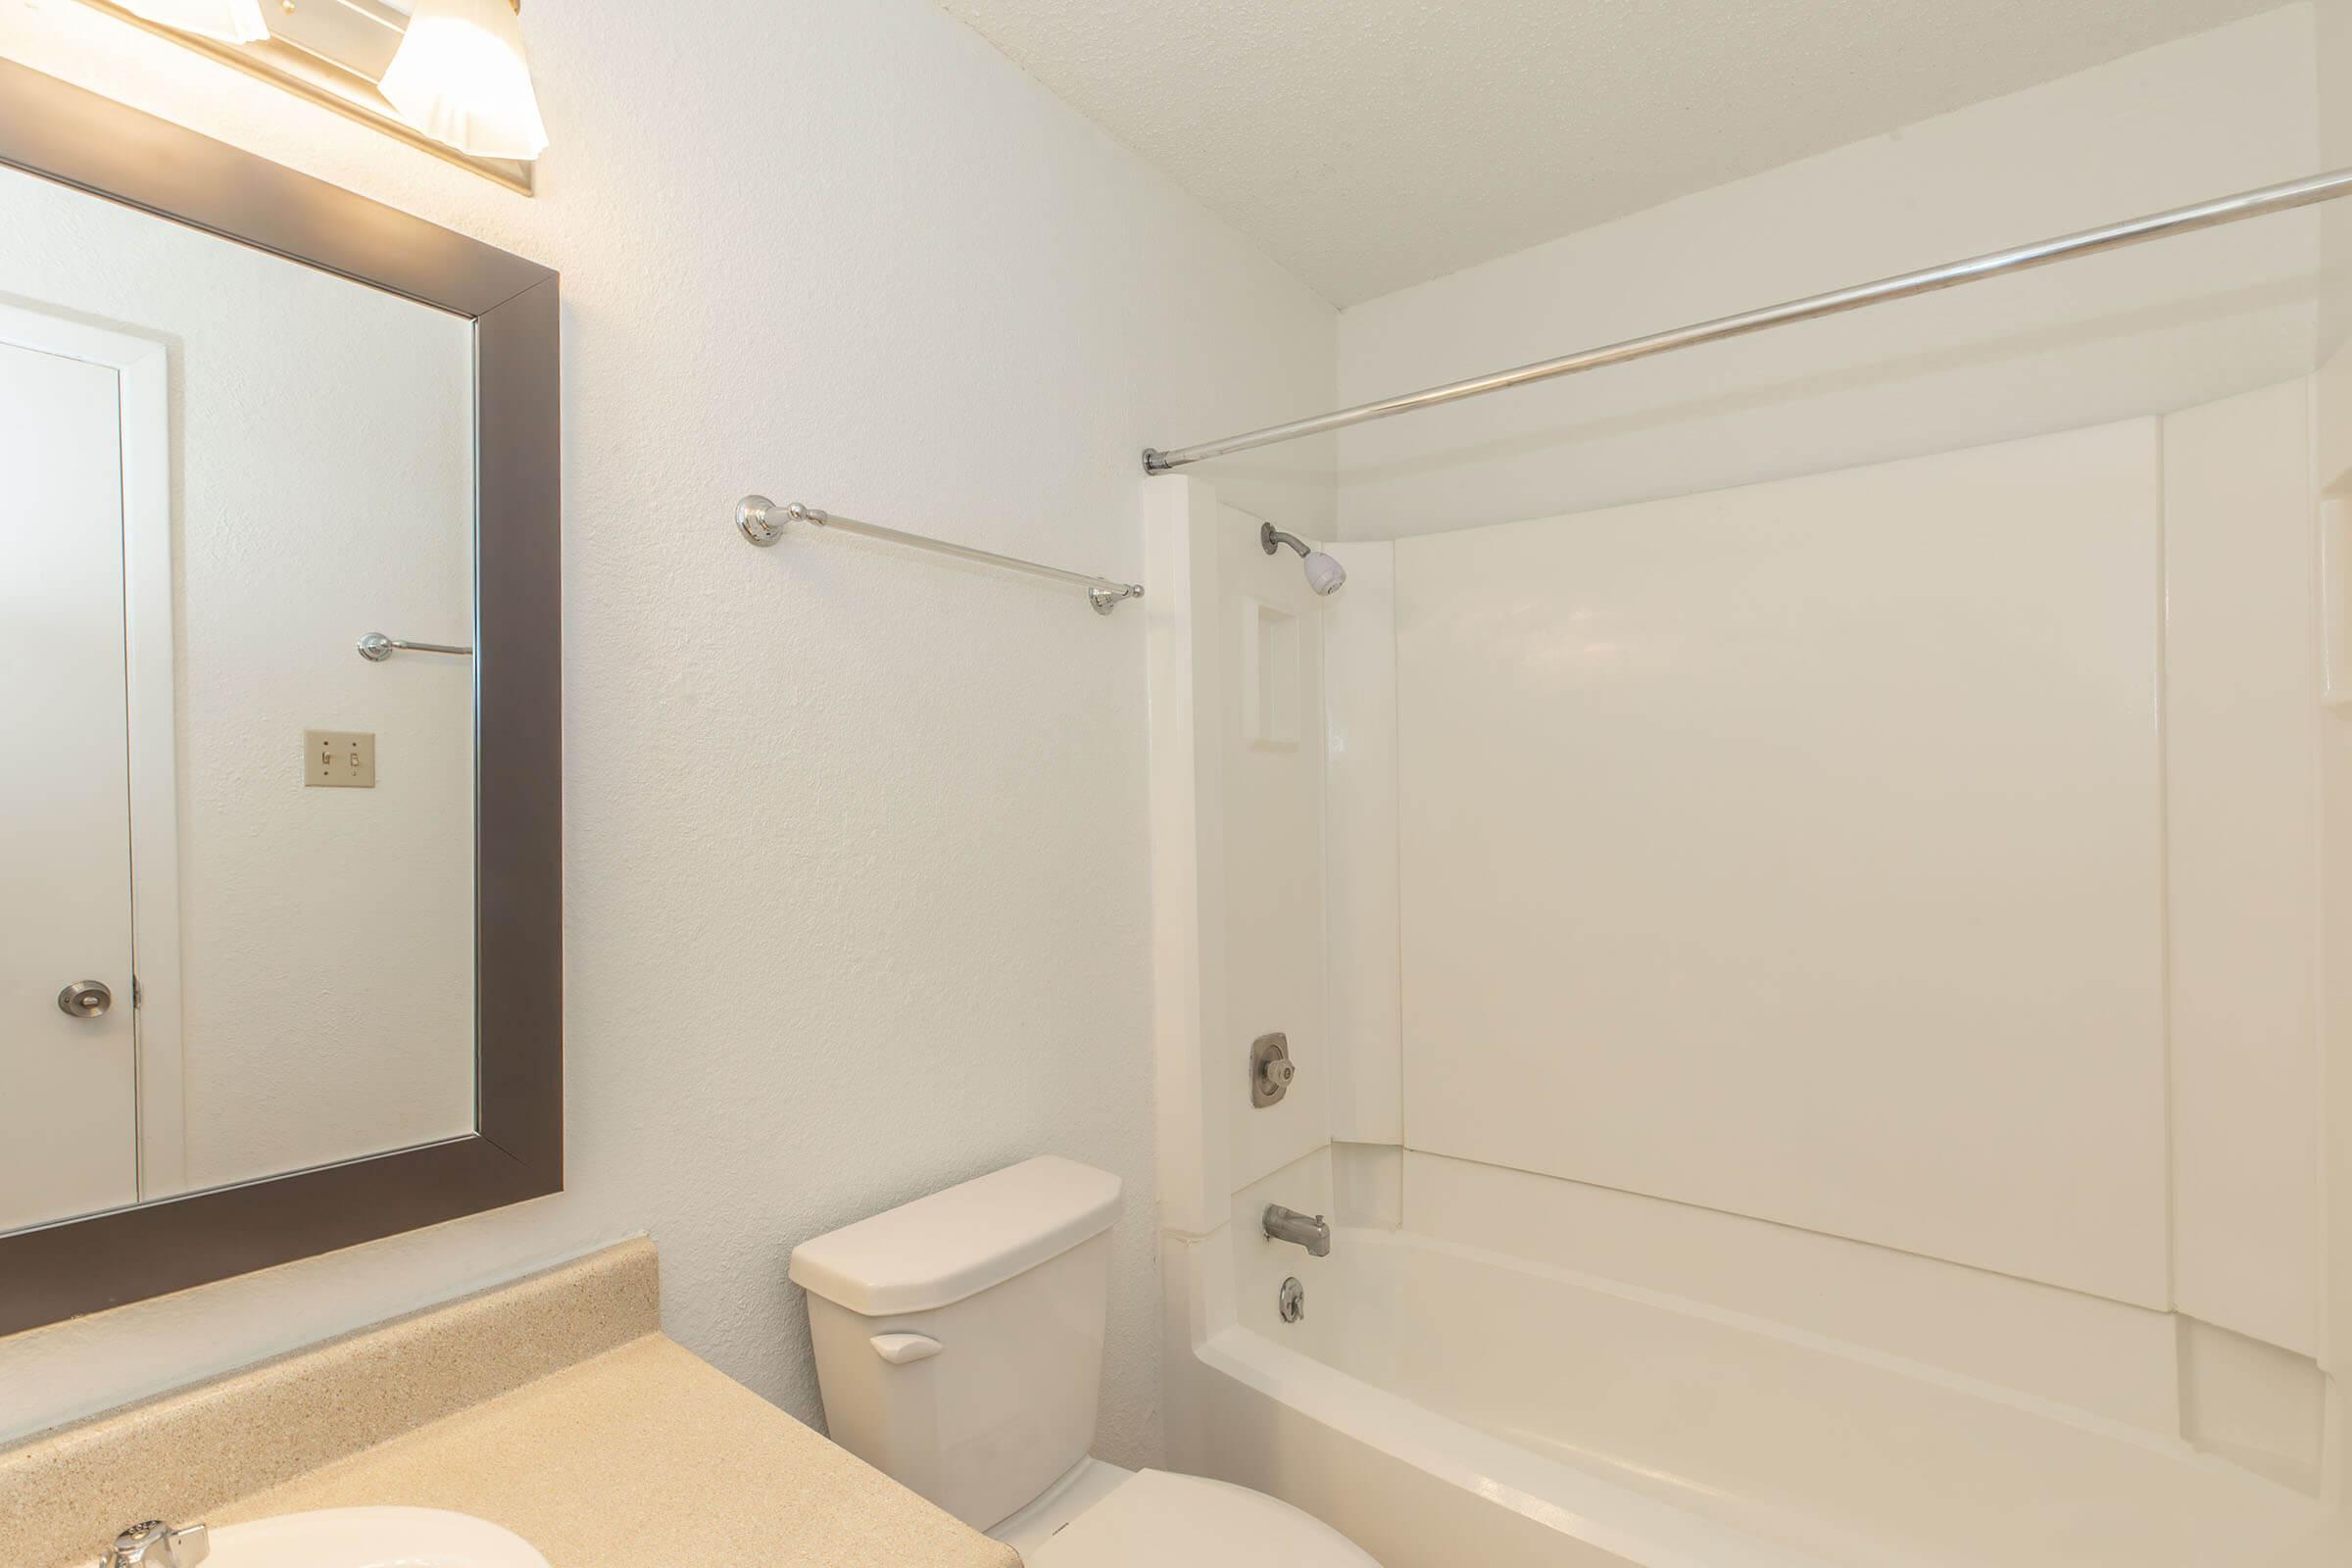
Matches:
[[938, 0, 2290, 305]]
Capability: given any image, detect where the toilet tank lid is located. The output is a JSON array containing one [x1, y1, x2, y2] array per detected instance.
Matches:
[[789, 1156, 1123, 1315]]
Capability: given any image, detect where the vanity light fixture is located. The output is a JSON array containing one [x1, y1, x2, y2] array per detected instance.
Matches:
[[116, 0, 269, 42], [379, 0, 549, 161], [73, 0, 540, 192]]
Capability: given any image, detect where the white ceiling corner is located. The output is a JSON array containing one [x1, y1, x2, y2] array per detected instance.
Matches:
[[937, 0, 2292, 305]]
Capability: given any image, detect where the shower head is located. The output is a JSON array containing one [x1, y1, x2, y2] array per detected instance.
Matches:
[[1260, 521, 1348, 597], [1300, 550, 1347, 596]]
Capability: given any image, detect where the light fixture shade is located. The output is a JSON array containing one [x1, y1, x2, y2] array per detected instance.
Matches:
[[378, 0, 549, 161], [120, 0, 271, 43]]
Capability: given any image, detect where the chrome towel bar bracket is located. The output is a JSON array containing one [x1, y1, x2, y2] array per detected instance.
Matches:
[[736, 496, 1143, 615]]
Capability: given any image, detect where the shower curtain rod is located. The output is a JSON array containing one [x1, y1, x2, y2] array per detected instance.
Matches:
[[1141, 165, 2352, 474]]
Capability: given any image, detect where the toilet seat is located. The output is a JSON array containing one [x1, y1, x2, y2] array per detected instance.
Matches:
[[1015, 1467, 1379, 1567]]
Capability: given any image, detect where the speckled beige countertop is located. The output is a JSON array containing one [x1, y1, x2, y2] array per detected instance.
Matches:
[[209, 1332, 1014, 1568], [3, 1240, 1017, 1568]]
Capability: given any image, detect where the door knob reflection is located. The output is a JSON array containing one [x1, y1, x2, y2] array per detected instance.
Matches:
[[56, 980, 112, 1018]]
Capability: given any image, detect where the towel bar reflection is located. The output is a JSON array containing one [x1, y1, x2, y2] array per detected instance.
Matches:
[[736, 496, 1144, 615], [358, 632, 474, 662]]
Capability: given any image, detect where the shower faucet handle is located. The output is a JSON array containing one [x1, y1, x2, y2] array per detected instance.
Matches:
[[1250, 1032, 1295, 1106]]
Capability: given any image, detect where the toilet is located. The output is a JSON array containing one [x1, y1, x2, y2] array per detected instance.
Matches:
[[789, 1155, 1378, 1566]]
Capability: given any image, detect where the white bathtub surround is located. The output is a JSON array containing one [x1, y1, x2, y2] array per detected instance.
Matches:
[[1150, 387, 2344, 1558], [1328, 1142, 1401, 1230], [2163, 381, 2326, 1361], [2180, 1318, 2333, 1493], [1317, 547, 1402, 1149], [1144, 477, 1337, 1238], [1304, 46, 2352, 1484], [1400, 1150, 2334, 1495], [1400, 1152, 2180, 1437], [1367, 392, 2333, 1465], [1395, 417, 2175, 1307]]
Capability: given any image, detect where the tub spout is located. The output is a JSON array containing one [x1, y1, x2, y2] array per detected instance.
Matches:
[[1263, 1203, 1331, 1257]]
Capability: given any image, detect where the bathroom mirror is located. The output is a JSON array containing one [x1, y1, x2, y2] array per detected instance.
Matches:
[[0, 59, 561, 1331]]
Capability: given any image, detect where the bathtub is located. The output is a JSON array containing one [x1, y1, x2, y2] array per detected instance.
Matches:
[[1163, 1197, 2334, 1567]]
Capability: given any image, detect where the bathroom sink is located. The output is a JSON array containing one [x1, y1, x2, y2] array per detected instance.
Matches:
[[201, 1507, 549, 1568]]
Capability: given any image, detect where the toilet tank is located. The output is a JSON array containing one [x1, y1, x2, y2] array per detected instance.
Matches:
[[789, 1156, 1123, 1529]]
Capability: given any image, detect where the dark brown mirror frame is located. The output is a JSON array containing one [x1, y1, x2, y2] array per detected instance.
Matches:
[[0, 58, 562, 1334]]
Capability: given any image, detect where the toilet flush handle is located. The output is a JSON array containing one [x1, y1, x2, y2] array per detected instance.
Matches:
[[869, 1332, 943, 1365]]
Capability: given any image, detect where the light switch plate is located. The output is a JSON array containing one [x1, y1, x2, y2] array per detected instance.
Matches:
[[306, 729, 376, 788]]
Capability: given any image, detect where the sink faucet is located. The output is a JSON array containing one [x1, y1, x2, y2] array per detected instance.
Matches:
[[101, 1521, 208, 1568], [1262, 1203, 1331, 1257]]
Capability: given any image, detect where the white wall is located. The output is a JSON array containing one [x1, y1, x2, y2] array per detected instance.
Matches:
[[0, 165, 479, 1197], [0, 0, 1335, 1456], [1330, 6, 2322, 540]]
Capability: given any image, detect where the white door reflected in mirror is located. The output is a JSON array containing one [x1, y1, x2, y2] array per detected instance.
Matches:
[[0, 335, 139, 1233], [0, 162, 480, 1239]]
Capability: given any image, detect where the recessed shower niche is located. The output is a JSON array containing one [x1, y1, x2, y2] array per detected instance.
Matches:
[[1244, 598, 1301, 750]]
